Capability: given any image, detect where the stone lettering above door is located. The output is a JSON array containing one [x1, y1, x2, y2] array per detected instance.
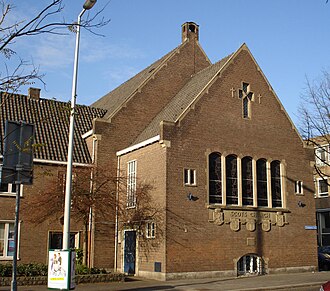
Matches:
[[208, 208, 289, 232]]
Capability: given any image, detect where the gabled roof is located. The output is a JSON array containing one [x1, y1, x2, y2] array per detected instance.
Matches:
[[0, 92, 107, 164], [91, 42, 187, 120], [133, 53, 233, 145], [133, 43, 303, 146]]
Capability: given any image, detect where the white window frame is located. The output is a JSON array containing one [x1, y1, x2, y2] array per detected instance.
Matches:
[[127, 160, 137, 208], [0, 167, 23, 197], [295, 181, 303, 195], [146, 222, 155, 239], [0, 220, 20, 260], [315, 145, 329, 166], [184, 168, 196, 186], [317, 178, 329, 198]]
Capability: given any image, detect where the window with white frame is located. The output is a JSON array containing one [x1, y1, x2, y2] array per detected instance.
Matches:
[[0, 221, 15, 259], [127, 160, 137, 208], [226, 155, 238, 205], [184, 169, 196, 186], [208, 155, 285, 209], [295, 181, 303, 194], [271, 160, 282, 208], [146, 222, 155, 238], [315, 145, 329, 166], [257, 159, 268, 207], [318, 179, 329, 197], [242, 156, 253, 206], [0, 167, 21, 196]]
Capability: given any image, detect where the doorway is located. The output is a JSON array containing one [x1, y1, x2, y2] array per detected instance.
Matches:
[[124, 230, 136, 275]]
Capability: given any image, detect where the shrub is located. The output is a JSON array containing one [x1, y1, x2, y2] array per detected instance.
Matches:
[[0, 261, 108, 277], [0, 264, 12, 277], [0, 263, 47, 277]]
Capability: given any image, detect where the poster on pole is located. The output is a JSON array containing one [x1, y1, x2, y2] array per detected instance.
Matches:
[[48, 250, 73, 290]]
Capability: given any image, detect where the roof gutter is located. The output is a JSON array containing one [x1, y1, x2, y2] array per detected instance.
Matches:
[[116, 135, 160, 156]]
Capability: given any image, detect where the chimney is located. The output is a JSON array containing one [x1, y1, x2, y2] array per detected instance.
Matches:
[[181, 22, 199, 43], [28, 87, 41, 100]]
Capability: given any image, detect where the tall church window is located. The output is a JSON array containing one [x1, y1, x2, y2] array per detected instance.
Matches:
[[242, 156, 253, 206], [271, 160, 282, 207], [226, 155, 238, 205], [257, 159, 268, 207], [209, 152, 222, 204], [127, 160, 137, 208]]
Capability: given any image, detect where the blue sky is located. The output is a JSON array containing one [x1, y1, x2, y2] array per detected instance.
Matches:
[[8, 0, 330, 126]]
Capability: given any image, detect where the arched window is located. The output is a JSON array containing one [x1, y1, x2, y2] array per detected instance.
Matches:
[[237, 254, 263, 276], [209, 152, 222, 204], [271, 160, 282, 207], [257, 159, 268, 207], [242, 156, 253, 206], [226, 155, 238, 205]]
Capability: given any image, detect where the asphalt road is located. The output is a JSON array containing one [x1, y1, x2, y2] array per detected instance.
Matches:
[[0, 271, 329, 291]]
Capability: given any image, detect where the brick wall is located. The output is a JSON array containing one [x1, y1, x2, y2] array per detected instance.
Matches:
[[91, 38, 210, 269], [0, 163, 86, 265], [159, 48, 317, 274]]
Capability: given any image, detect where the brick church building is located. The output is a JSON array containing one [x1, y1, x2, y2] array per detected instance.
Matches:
[[0, 22, 318, 280]]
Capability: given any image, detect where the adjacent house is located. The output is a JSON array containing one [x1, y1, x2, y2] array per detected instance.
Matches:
[[0, 88, 106, 265], [311, 135, 330, 247]]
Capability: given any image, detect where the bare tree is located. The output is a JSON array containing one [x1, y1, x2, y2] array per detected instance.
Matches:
[[118, 180, 164, 259], [21, 166, 162, 265], [21, 165, 121, 265], [0, 0, 109, 93], [299, 70, 330, 183]]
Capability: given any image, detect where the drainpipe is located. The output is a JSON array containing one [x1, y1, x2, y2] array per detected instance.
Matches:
[[88, 135, 97, 267], [114, 155, 120, 272]]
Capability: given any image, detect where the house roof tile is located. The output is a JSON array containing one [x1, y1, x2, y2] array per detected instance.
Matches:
[[0, 92, 107, 164]]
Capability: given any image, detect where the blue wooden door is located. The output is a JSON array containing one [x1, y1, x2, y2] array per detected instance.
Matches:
[[124, 230, 136, 274]]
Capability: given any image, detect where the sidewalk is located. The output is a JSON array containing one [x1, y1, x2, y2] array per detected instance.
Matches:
[[0, 271, 329, 291]]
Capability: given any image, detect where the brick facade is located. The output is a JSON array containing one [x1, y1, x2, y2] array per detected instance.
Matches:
[[112, 26, 317, 280]]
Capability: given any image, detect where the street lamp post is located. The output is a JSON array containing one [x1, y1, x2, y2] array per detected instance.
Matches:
[[63, 0, 97, 251]]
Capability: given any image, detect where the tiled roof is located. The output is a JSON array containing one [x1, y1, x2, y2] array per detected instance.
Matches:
[[133, 54, 233, 145], [91, 43, 185, 119], [0, 92, 107, 164]]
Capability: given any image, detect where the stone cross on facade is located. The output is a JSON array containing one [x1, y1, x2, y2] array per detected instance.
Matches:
[[238, 82, 254, 118]]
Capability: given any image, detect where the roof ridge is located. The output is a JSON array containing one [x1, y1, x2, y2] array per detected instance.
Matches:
[[1, 91, 107, 113]]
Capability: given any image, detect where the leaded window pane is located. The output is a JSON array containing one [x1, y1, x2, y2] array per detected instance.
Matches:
[[243, 97, 249, 118], [226, 155, 238, 205], [271, 161, 282, 207], [257, 159, 268, 207], [242, 157, 253, 206], [209, 153, 222, 204]]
